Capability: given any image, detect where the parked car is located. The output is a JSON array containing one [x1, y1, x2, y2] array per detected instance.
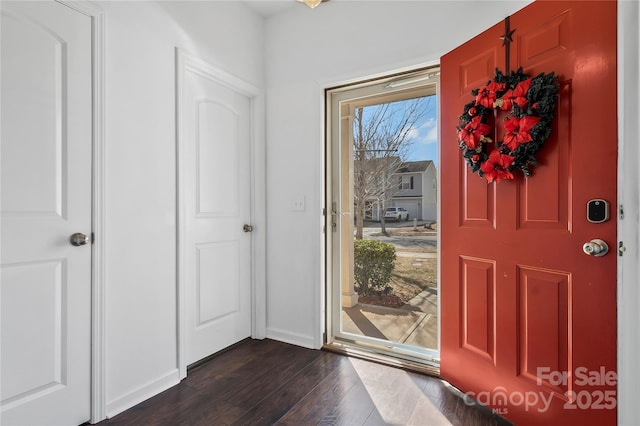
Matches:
[[384, 207, 409, 221]]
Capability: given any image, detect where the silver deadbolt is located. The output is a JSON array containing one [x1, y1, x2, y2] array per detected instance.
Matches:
[[583, 239, 609, 257], [243, 224, 254, 233], [70, 232, 89, 246]]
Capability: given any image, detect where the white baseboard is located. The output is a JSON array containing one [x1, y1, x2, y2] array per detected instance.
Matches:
[[105, 369, 180, 418], [266, 327, 318, 349]]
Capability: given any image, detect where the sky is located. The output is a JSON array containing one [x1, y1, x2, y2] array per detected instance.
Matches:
[[405, 95, 438, 165], [359, 95, 439, 166]]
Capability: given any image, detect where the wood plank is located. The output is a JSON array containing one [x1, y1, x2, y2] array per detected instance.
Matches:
[[232, 352, 347, 425], [275, 357, 362, 424], [223, 345, 322, 410], [97, 339, 505, 426], [100, 384, 201, 425], [317, 380, 378, 426], [186, 338, 288, 391]]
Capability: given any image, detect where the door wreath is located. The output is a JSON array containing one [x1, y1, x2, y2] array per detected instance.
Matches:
[[457, 68, 559, 182]]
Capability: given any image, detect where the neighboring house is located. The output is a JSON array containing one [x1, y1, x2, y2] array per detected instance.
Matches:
[[365, 160, 437, 222], [389, 160, 437, 222], [355, 155, 398, 222]]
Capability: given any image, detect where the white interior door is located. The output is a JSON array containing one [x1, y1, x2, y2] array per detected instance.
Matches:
[[180, 56, 252, 366], [1, 1, 92, 425]]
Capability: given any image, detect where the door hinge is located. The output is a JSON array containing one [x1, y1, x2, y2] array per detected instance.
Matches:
[[619, 241, 626, 257], [620, 204, 624, 220], [331, 202, 337, 232], [91, 232, 95, 244]]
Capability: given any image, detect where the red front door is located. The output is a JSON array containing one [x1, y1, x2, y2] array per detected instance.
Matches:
[[440, 2, 617, 425]]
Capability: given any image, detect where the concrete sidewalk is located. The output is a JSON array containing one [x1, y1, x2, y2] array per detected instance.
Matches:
[[341, 287, 438, 350]]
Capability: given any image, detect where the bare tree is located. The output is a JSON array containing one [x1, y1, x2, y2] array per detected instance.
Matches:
[[353, 98, 429, 239]]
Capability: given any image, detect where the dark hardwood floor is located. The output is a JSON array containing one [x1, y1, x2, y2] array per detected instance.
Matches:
[[99, 339, 510, 426]]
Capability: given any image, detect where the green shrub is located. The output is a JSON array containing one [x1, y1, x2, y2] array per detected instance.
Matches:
[[354, 239, 396, 296]]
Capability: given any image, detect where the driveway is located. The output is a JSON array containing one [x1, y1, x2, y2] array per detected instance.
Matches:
[[360, 221, 437, 251]]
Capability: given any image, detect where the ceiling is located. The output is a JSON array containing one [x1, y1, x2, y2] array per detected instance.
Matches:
[[241, 1, 298, 17]]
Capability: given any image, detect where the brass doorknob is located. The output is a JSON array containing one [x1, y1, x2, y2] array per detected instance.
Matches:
[[583, 239, 608, 257]]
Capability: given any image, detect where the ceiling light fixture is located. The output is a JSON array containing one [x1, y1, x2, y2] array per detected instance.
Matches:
[[298, 0, 329, 9]]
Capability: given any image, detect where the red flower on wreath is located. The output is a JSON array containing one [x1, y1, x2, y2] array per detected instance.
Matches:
[[503, 116, 541, 151], [458, 116, 491, 150], [475, 81, 506, 108], [496, 78, 531, 111], [480, 150, 515, 183]]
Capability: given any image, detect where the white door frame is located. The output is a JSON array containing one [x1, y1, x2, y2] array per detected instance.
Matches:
[[51, 1, 106, 423], [175, 48, 266, 379], [617, 2, 640, 425], [325, 70, 441, 364]]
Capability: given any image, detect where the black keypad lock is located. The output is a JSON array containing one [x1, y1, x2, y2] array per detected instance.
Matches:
[[587, 199, 609, 223]]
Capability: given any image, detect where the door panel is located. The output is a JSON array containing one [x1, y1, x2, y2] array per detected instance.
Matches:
[[459, 48, 500, 96], [1, 7, 66, 216], [181, 58, 252, 365], [458, 47, 500, 229], [1, 1, 92, 424], [517, 266, 571, 391], [196, 101, 240, 215], [517, 9, 571, 71], [517, 79, 571, 231], [196, 242, 240, 325], [441, 2, 617, 425], [460, 256, 495, 361]]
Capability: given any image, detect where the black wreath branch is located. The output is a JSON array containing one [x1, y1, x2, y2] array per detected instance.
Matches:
[[457, 68, 559, 182]]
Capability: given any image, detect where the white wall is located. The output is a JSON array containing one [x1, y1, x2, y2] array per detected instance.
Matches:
[[98, 1, 264, 417], [264, 0, 531, 348]]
